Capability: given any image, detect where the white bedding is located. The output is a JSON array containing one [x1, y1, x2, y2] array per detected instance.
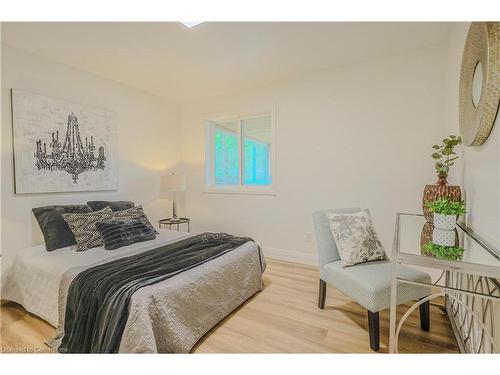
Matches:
[[1, 230, 190, 326], [2, 230, 265, 352]]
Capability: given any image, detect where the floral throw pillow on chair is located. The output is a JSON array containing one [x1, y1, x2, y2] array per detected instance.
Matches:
[[326, 209, 387, 267]]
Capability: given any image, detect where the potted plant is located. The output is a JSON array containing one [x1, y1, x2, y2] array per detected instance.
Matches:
[[422, 135, 462, 223], [422, 242, 465, 261], [425, 198, 466, 229], [425, 198, 465, 246], [431, 135, 462, 177]]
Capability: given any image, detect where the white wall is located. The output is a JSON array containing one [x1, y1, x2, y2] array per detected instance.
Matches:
[[445, 22, 500, 352], [446, 23, 500, 248], [179, 45, 453, 264], [1, 45, 181, 266]]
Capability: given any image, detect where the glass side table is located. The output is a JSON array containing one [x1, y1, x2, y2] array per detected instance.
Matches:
[[158, 217, 190, 232], [389, 213, 500, 353]]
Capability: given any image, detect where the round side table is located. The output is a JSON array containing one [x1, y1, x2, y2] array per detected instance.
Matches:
[[158, 217, 190, 232]]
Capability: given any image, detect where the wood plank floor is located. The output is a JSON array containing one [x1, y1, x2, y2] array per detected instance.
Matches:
[[0, 258, 458, 353]]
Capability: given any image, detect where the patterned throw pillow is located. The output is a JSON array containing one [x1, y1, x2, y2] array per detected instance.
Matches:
[[114, 205, 157, 233], [62, 207, 114, 252], [326, 209, 387, 267], [96, 218, 157, 250], [86, 200, 135, 212]]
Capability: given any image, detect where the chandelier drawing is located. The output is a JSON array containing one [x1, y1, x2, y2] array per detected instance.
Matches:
[[34, 113, 106, 183]]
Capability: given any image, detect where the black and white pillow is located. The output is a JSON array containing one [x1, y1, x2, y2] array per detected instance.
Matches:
[[96, 218, 157, 250], [114, 206, 157, 233], [62, 207, 114, 252], [87, 200, 135, 212]]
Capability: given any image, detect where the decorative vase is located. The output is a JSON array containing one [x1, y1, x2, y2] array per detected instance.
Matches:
[[433, 213, 457, 230], [420, 222, 434, 248], [422, 174, 461, 223]]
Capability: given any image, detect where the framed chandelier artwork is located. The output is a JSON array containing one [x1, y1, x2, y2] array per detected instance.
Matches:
[[11, 89, 118, 194]]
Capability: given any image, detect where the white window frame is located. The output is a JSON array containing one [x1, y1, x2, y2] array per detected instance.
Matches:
[[204, 108, 276, 196]]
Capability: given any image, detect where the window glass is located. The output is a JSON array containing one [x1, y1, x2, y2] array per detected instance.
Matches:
[[214, 121, 239, 185], [242, 116, 271, 185]]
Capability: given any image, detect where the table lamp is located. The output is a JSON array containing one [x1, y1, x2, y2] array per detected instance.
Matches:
[[161, 174, 186, 219]]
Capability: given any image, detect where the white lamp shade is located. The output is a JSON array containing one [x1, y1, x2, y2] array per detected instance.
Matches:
[[161, 174, 186, 192]]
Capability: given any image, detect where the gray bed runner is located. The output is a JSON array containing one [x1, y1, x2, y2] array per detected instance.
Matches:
[[58, 232, 255, 353]]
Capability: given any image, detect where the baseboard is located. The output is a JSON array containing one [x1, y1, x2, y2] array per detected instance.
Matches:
[[261, 246, 318, 266]]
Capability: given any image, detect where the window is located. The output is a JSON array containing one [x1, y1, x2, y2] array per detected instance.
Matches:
[[206, 113, 274, 193]]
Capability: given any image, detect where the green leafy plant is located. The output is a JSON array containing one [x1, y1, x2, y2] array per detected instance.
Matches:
[[422, 242, 465, 261], [431, 135, 462, 176], [425, 197, 465, 216]]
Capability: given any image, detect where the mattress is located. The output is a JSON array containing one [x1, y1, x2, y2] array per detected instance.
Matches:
[[1, 230, 265, 352]]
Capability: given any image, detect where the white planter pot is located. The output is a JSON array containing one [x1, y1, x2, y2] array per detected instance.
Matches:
[[433, 213, 456, 230], [432, 228, 456, 247]]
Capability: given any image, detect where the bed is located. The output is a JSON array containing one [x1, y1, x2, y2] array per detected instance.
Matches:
[[1, 229, 266, 353]]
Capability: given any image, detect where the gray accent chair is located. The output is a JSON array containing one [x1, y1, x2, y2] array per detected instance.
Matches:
[[312, 208, 431, 351]]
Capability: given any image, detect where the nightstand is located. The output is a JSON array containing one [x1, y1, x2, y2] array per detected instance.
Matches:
[[158, 217, 190, 232]]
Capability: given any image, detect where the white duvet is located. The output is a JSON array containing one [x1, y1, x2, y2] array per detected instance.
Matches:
[[1, 230, 265, 353]]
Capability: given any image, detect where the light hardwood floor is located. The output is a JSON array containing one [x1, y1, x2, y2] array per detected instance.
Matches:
[[1, 258, 458, 353]]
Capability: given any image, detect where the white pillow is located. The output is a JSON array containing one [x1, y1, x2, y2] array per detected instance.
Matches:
[[326, 209, 387, 267]]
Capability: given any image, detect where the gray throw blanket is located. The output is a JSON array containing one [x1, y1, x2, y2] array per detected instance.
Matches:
[[58, 232, 255, 353]]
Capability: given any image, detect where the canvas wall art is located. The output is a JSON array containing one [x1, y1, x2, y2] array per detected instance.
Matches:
[[11, 89, 118, 194]]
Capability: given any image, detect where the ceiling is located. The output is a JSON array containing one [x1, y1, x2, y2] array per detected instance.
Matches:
[[2, 22, 455, 103]]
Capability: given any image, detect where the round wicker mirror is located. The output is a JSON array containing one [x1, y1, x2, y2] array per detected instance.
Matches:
[[459, 22, 500, 146]]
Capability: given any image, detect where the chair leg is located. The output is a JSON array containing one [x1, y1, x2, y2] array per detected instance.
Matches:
[[318, 279, 327, 309], [367, 310, 380, 352], [419, 300, 430, 331]]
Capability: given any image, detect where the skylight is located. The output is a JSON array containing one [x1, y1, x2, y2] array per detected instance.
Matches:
[[180, 22, 204, 29]]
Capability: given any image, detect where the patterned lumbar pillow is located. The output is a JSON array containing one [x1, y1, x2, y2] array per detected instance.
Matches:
[[326, 209, 387, 267], [62, 207, 114, 251], [114, 205, 157, 233], [96, 218, 157, 250]]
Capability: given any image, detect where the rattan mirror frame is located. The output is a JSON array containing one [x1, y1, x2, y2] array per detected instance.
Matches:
[[459, 22, 500, 146]]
